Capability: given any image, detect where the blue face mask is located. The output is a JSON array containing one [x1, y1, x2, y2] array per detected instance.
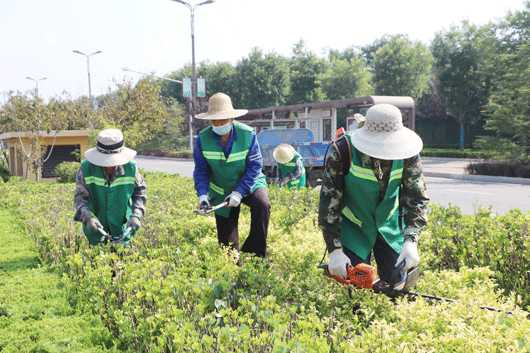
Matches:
[[212, 122, 233, 136]]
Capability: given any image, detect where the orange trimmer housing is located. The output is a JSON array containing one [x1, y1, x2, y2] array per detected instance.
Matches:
[[331, 263, 378, 289]]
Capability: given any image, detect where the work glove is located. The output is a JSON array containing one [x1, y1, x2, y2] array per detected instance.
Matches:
[[127, 216, 141, 231], [225, 191, 242, 208], [198, 195, 210, 211], [86, 217, 103, 233], [279, 177, 289, 187], [328, 248, 351, 279], [395, 239, 420, 272]]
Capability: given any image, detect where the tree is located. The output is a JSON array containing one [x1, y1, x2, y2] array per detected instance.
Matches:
[[318, 54, 373, 100], [287, 40, 326, 104], [372, 35, 433, 98], [476, 2, 530, 162], [234, 48, 290, 108], [0, 93, 67, 180], [431, 23, 493, 149], [99, 78, 180, 149]]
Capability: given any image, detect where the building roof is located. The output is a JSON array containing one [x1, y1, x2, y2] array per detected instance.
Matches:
[[0, 130, 90, 141], [241, 96, 414, 119]]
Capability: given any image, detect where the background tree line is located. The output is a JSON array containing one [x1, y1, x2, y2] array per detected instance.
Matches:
[[1, 1, 527, 163]]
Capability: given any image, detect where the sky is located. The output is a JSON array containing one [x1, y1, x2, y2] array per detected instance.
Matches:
[[0, 0, 525, 101]]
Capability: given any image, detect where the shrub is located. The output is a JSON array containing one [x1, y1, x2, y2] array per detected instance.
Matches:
[[1, 176, 529, 352], [467, 161, 530, 178], [54, 161, 80, 183]]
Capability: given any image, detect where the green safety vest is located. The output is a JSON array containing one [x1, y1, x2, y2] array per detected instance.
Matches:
[[278, 152, 306, 190], [340, 135, 405, 260], [199, 122, 267, 218], [81, 160, 136, 243]]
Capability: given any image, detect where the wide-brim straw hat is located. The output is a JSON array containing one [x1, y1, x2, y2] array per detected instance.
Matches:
[[273, 143, 296, 164], [85, 128, 137, 167], [350, 104, 423, 160], [196, 92, 248, 120]]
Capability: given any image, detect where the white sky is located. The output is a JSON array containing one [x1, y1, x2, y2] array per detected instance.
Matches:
[[0, 0, 525, 101]]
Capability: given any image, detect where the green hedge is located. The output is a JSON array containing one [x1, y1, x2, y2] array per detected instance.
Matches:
[[54, 161, 80, 183], [422, 147, 489, 159], [0, 178, 528, 352]]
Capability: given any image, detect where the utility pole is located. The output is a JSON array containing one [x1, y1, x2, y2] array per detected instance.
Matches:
[[170, 0, 215, 151]]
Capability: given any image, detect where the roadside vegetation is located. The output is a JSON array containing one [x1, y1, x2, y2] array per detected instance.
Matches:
[[0, 209, 116, 353], [1, 175, 528, 352]]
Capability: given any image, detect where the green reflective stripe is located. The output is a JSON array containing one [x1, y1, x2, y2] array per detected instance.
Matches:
[[389, 168, 403, 183], [203, 151, 226, 160], [209, 182, 224, 195], [226, 150, 249, 163], [84, 176, 106, 186], [387, 196, 400, 220], [342, 206, 363, 227], [350, 165, 378, 182], [110, 177, 136, 188], [284, 162, 296, 167]]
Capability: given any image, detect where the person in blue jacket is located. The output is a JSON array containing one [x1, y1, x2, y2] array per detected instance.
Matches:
[[193, 93, 270, 257]]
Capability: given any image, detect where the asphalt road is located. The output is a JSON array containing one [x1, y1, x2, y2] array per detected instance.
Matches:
[[136, 156, 530, 215]]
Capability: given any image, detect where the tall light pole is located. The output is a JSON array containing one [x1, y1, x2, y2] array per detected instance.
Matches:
[[171, 0, 215, 151], [72, 50, 102, 102], [25, 76, 47, 97]]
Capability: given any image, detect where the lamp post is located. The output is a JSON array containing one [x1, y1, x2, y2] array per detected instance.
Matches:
[[72, 50, 102, 103], [170, 0, 215, 151], [25, 76, 47, 97]]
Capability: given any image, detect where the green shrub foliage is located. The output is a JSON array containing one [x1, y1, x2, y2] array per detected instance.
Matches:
[[54, 161, 80, 183], [0, 175, 528, 352]]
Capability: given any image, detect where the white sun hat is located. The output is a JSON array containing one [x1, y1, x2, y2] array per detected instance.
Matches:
[[84, 128, 137, 167], [273, 143, 296, 164], [350, 104, 423, 160], [196, 92, 248, 120]]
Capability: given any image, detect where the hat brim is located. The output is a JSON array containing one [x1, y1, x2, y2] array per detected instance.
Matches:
[[273, 147, 295, 164], [84, 147, 137, 167], [350, 127, 423, 160], [195, 109, 248, 120]]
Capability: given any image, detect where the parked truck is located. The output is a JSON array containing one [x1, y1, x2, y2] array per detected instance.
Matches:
[[244, 96, 416, 187]]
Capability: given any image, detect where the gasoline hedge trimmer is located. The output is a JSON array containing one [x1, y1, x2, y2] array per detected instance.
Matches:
[[319, 262, 525, 317]]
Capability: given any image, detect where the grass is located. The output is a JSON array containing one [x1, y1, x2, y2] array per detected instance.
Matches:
[[0, 209, 116, 353]]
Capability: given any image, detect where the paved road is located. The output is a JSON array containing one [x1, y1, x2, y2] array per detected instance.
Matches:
[[137, 156, 530, 214]]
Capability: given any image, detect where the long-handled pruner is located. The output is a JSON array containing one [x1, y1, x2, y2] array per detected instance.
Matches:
[[195, 201, 229, 216]]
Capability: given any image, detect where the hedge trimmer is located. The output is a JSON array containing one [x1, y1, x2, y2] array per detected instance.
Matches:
[[319, 262, 524, 317], [97, 226, 131, 246], [195, 201, 229, 216]]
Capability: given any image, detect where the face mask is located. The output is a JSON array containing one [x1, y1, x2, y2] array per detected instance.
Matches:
[[212, 122, 233, 136]]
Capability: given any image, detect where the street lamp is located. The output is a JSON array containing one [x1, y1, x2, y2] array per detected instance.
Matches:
[[25, 76, 47, 97], [122, 67, 183, 84], [170, 0, 215, 151], [72, 50, 102, 102]]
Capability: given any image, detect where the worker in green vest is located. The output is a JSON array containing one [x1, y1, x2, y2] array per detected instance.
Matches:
[[193, 93, 270, 257], [319, 104, 429, 285], [272, 143, 306, 189], [74, 128, 147, 245]]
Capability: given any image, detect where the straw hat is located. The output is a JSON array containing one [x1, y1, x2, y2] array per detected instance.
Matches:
[[273, 144, 296, 164], [350, 104, 423, 160], [85, 128, 136, 167], [196, 92, 248, 120]]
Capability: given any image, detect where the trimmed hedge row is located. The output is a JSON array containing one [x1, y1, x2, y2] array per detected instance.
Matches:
[[0, 176, 528, 352]]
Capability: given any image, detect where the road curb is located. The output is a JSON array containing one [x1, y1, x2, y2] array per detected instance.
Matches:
[[424, 171, 530, 185], [137, 155, 193, 162]]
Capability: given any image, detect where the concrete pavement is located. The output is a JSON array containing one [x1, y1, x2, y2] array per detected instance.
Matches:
[[136, 155, 530, 214]]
